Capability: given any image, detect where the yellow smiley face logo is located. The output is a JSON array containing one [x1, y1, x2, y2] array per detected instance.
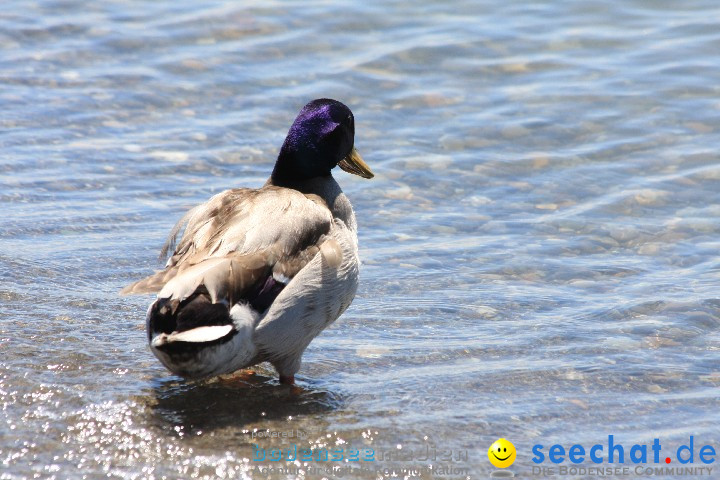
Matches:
[[488, 438, 516, 468]]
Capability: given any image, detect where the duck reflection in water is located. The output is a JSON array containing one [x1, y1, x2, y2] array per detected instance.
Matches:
[[148, 370, 341, 435]]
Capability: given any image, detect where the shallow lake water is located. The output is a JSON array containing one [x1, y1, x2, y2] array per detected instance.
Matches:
[[1, 1, 720, 479]]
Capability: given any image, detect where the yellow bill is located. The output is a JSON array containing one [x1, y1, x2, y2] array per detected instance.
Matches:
[[338, 148, 374, 179]]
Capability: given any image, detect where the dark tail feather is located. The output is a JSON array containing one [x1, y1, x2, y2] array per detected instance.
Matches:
[[149, 293, 232, 338]]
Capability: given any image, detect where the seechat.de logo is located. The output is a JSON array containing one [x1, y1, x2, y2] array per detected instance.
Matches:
[[532, 435, 716, 465]]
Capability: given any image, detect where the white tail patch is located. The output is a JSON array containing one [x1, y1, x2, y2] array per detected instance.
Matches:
[[152, 325, 234, 347], [229, 303, 260, 329]]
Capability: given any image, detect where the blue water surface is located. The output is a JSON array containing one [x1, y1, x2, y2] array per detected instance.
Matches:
[[1, 1, 719, 478]]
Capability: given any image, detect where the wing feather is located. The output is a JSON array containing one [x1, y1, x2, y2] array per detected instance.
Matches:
[[122, 186, 337, 307]]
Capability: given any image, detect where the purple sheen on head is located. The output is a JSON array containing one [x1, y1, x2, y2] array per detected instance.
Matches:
[[272, 99, 355, 181]]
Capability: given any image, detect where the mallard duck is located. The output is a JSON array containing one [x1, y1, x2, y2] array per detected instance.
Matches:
[[122, 98, 373, 384]]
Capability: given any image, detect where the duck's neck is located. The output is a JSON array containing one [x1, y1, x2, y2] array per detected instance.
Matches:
[[265, 174, 356, 232]]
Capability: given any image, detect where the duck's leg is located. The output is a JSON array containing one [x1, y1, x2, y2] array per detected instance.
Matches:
[[280, 375, 304, 395], [231, 369, 257, 381], [217, 369, 257, 387], [271, 355, 301, 386]]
